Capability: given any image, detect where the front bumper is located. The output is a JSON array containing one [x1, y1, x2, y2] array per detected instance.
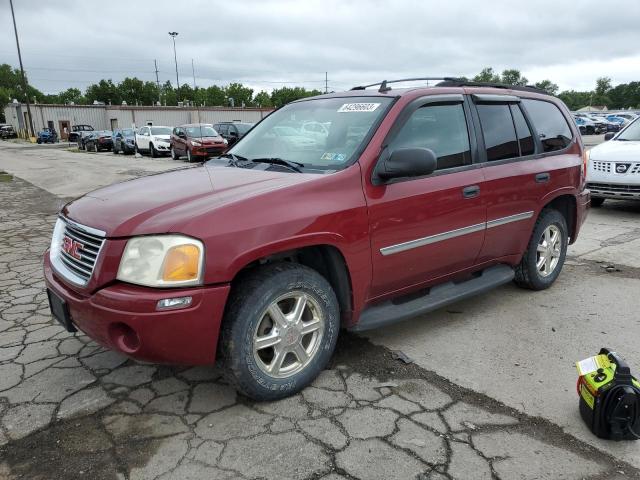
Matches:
[[587, 182, 640, 200], [44, 251, 230, 365], [192, 146, 226, 157], [156, 142, 171, 151]]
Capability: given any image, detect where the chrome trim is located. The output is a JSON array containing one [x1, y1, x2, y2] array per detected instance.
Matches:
[[379, 211, 535, 256], [62, 216, 107, 238], [486, 211, 534, 229], [380, 222, 486, 256]]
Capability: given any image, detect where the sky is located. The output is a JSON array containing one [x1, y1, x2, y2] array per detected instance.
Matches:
[[2, 0, 640, 95]]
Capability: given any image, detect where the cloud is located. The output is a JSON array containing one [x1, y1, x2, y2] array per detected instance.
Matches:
[[2, 0, 639, 94]]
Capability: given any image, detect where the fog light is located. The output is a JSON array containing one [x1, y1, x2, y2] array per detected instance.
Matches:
[[156, 296, 192, 310]]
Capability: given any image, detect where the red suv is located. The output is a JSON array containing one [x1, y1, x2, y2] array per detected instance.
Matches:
[[44, 78, 589, 400], [170, 123, 227, 162]]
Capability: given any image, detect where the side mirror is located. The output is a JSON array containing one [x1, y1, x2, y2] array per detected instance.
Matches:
[[377, 148, 437, 181], [604, 132, 615, 141]]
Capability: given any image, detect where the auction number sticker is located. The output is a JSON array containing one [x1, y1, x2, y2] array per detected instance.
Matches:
[[338, 103, 380, 113]]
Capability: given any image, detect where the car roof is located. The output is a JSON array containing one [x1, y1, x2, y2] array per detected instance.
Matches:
[[180, 123, 213, 127]]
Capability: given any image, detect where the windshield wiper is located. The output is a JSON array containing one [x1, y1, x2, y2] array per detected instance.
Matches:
[[250, 157, 304, 173], [218, 152, 250, 167]]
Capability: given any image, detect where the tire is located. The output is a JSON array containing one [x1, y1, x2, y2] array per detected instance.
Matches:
[[586, 126, 595, 135], [591, 197, 605, 207], [37, 139, 42, 144], [514, 208, 568, 291], [171, 147, 179, 160], [187, 149, 193, 163], [220, 263, 340, 401], [112, 144, 119, 154], [93, 143, 98, 153], [150, 143, 157, 158]]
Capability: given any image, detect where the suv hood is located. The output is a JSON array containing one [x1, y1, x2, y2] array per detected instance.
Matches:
[[590, 140, 640, 161], [62, 165, 318, 237]]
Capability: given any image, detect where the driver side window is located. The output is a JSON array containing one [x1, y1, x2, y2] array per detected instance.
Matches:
[[392, 103, 472, 170]]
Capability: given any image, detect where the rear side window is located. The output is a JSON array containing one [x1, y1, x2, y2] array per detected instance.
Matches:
[[392, 103, 471, 170], [521, 99, 572, 152], [477, 104, 519, 161], [510, 105, 535, 156]]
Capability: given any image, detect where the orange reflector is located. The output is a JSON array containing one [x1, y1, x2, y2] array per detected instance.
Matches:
[[161, 244, 200, 282]]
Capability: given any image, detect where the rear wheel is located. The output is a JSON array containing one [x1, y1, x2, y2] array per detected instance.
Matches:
[[591, 197, 605, 207], [515, 209, 568, 290], [220, 263, 340, 401]]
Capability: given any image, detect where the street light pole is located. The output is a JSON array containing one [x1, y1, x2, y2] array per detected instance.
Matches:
[[168, 32, 180, 105], [9, 0, 34, 137]]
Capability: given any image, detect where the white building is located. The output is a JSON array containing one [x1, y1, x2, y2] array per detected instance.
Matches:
[[3, 103, 273, 139]]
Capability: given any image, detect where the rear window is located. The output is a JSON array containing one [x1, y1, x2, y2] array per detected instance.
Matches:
[[510, 105, 535, 156], [521, 99, 572, 152], [477, 104, 519, 161]]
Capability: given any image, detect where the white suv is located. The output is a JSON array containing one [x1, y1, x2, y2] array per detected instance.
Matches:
[[586, 117, 640, 206], [135, 126, 173, 157]]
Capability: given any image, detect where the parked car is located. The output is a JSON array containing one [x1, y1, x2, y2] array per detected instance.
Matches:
[[36, 128, 58, 144], [77, 130, 95, 150], [135, 125, 172, 157], [213, 122, 253, 147], [605, 115, 628, 127], [68, 124, 94, 143], [84, 130, 113, 152], [0, 125, 17, 139], [44, 79, 589, 401], [574, 116, 597, 135], [112, 128, 136, 154], [170, 124, 227, 162], [586, 116, 640, 207], [575, 114, 608, 134]]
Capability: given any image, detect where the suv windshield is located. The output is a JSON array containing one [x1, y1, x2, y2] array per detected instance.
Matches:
[[228, 96, 393, 171], [617, 118, 640, 141], [186, 126, 218, 137], [236, 123, 252, 134], [151, 127, 172, 135]]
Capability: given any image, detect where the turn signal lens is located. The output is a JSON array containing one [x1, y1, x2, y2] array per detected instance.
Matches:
[[162, 244, 201, 282]]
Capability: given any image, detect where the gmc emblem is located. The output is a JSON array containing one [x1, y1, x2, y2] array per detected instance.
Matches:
[[62, 236, 84, 260]]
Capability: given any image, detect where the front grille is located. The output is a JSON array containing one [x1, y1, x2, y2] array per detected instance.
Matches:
[[591, 161, 612, 173], [206, 146, 224, 153], [587, 182, 640, 196], [59, 220, 105, 284]]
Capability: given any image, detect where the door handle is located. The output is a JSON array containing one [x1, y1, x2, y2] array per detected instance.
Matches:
[[535, 172, 550, 183], [462, 185, 480, 199]]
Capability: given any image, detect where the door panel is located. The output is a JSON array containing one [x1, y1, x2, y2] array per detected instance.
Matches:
[[366, 99, 486, 299], [368, 169, 486, 298]]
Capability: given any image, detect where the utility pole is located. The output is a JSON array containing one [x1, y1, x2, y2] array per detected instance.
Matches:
[[325, 72, 328, 94], [154, 59, 161, 105], [168, 32, 180, 104], [9, 0, 34, 137], [191, 59, 197, 90]]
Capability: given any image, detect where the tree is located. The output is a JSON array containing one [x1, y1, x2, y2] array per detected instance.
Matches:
[[85, 79, 120, 105], [253, 90, 272, 107], [473, 67, 501, 83], [557, 90, 592, 111], [200, 85, 225, 106], [225, 83, 253, 107], [534, 80, 559, 96], [270, 86, 322, 107], [500, 69, 528, 86]]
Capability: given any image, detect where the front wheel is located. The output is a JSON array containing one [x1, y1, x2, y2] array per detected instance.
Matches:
[[220, 263, 340, 401], [514, 208, 568, 290], [187, 149, 193, 163], [150, 143, 157, 158], [591, 197, 605, 207], [171, 147, 179, 160]]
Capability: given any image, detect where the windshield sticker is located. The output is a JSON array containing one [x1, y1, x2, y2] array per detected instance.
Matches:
[[321, 152, 347, 162], [338, 103, 381, 113]]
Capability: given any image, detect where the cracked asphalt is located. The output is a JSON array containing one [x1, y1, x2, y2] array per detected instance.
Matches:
[[1, 143, 640, 479]]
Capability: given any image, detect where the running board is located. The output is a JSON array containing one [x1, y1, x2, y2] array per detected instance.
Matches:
[[350, 265, 514, 332]]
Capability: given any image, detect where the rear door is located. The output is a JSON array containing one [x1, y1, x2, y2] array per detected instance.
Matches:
[[366, 95, 487, 299], [472, 95, 575, 262]]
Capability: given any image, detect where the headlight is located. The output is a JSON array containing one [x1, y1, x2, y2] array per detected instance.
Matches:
[[191, 140, 202, 147], [50, 218, 65, 262], [117, 235, 204, 287]]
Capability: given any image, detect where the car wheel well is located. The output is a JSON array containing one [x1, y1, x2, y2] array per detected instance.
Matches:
[[543, 194, 576, 242], [233, 245, 353, 323]]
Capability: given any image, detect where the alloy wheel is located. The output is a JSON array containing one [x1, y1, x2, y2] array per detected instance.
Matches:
[[252, 291, 324, 378], [536, 225, 561, 277]]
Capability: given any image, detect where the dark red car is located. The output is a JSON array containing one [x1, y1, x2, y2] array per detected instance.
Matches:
[[170, 123, 227, 162], [44, 78, 589, 400]]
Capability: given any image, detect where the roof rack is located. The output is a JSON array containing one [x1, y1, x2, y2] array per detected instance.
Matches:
[[435, 79, 548, 95], [350, 77, 464, 93]]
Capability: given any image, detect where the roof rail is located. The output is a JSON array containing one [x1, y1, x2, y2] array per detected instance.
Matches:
[[435, 79, 548, 95], [351, 77, 464, 93]]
